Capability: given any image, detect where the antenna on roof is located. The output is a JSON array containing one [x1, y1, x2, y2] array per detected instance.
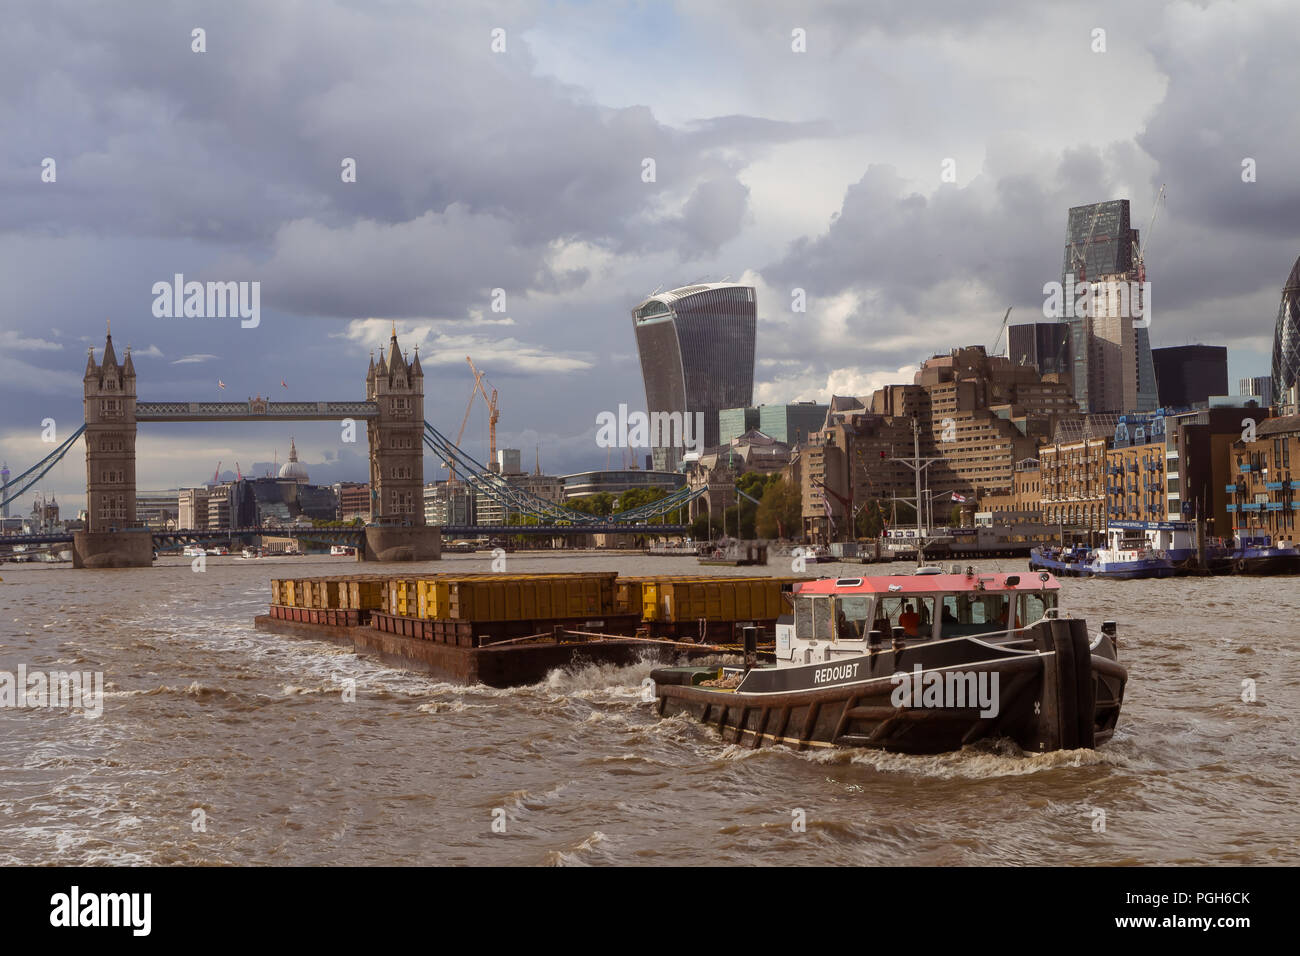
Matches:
[[650, 284, 663, 296]]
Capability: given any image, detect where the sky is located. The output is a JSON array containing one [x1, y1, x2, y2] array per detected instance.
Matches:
[[3, 0, 1299, 515]]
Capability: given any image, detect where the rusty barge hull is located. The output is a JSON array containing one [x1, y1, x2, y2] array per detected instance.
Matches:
[[254, 614, 732, 688]]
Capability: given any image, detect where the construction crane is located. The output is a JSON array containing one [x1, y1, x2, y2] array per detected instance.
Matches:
[[991, 307, 1012, 356], [1132, 183, 1166, 284], [213, 461, 222, 484], [465, 356, 499, 472], [447, 364, 488, 485], [1069, 203, 1105, 283]]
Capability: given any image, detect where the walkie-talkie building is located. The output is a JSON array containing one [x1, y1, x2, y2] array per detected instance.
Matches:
[[1271, 255, 1300, 407], [1061, 199, 1158, 414], [632, 283, 757, 471]]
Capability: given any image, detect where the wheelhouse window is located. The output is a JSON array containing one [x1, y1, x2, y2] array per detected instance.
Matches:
[[795, 595, 814, 638], [812, 597, 833, 642], [873, 596, 934, 639], [937, 593, 1018, 636], [833, 595, 872, 640], [1018, 591, 1058, 625]]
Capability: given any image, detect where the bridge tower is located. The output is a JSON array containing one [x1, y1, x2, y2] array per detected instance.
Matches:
[[74, 324, 151, 566], [366, 327, 425, 525], [83, 326, 138, 532]]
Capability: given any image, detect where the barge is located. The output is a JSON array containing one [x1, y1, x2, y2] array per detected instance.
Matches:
[[255, 571, 808, 687], [650, 570, 1126, 754]]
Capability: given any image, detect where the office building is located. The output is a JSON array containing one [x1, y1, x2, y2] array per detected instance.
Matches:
[[178, 488, 208, 530], [496, 448, 522, 476], [333, 482, 371, 521], [758, 403, 828, 446], [718, 407, 760, 447], [1271, 255, 1300, 408], [561, 469, 685, 501], [801, 347, 1079, 539], [424, 482, 475, 526], [136, 489, 180, 529], [632, 283, 757, 471], [1239, 376, 1273, 408], [719, 403, 828, 449], [1152, 345, 1228, 407], [1061, 199, 1158, 414], [1007, 322, 1072, 378], [207, 485, 232, 530]]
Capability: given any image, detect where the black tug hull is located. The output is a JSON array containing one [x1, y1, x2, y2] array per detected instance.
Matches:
[[652, 618, 1124, 754]]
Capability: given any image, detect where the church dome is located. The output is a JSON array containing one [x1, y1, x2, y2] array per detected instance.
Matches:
[[278, 438, 309, 484]]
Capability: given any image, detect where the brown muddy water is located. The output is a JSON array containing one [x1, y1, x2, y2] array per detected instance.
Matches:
[[0, 553, 1296, 866]]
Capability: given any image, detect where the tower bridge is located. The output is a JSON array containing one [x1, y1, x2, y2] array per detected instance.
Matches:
[[1, 325, 701, 568], [68, 324, 435, 566]]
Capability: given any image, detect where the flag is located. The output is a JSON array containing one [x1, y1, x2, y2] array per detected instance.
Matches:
[[217, 380, 226, 390], [952, 492, 967, 502]]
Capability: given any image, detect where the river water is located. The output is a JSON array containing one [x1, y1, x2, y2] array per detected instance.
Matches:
[[0, 553, 1295, 866]]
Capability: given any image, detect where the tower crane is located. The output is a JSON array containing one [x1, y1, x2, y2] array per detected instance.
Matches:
[[1132, 183, 1166, 284], [465, 356, 500, 472], [991, 307, 1012, 357], [1069, 203, 1105, 283], [447, 364, 487, 485]]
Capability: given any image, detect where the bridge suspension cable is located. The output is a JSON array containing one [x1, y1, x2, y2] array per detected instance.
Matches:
[[422, 421, 702, 525], [0, 424, 86, 512]]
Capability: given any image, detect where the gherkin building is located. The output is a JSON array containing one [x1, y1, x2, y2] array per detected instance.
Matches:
[[1272, 256, 1300, 406]]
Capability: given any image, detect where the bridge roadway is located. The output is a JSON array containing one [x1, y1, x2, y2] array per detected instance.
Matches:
[[134, 401, 378, 422]]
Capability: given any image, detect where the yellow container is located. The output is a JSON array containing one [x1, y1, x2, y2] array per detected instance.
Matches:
[[349, 579, 384, 611], [320, 580, 343, 609]]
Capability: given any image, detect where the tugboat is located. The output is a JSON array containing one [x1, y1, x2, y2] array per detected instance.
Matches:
[[650, 569, 1125, 754]]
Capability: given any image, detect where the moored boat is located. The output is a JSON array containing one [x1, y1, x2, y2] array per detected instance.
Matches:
[[1229, 533, 1300, 575], [1028, 545, 1094, 577], [1084, 527, 1174, 579], [650, 569, 1125, 754]]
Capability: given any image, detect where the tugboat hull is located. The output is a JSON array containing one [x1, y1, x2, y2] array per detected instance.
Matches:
[[653, 619, 1124, 754]]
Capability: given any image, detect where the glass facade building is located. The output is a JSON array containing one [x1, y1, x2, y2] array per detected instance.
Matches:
[[1152, 345, 1227, 407], [632, 284, 757, 470], [1272, 256, 1300, 407], [1061, 199, 1158, 413], [758, 402, 828, 446], [718, 407, 760, 446], [1008, 322, 1072, 377]]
